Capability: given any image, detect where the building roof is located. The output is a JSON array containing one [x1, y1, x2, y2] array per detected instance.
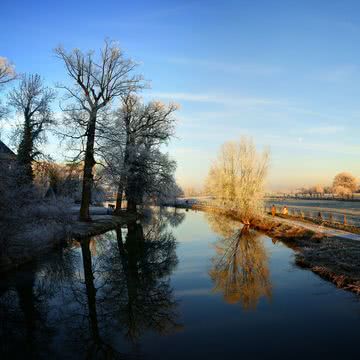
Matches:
[[0, 140, 15, 155], [0, 140, 16, 160]]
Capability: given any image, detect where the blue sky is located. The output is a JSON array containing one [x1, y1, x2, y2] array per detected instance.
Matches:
[[1, 0, 360, 190]]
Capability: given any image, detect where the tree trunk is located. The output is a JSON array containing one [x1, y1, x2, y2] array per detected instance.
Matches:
[[15, 267, 38, 355], [81, 237, 101, 343], [80, 111, 97, 221], [114, 177, 124, 215], [126, 162, 138, 213], [126, 197, 137, 213], [115, 129, 131, 214], [17, 115, 34, 182]]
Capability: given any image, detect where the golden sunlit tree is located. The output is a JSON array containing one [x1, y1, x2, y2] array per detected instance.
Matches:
[[332, 172, 358, 198], [0, 56, 16, 122], [205, 137, 269, 224]]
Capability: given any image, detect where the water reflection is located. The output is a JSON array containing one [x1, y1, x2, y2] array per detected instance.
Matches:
[[0, 266, 47, 359], [81, 236, 120, 358], [2, 209, 360, 359], [0, 245, 79, 359], [98, 219, 181, 345], [159, 207, 186, 228], [208, 213, 272, 310], [0, 214, 180, 359], [205, 211, 240, 238]]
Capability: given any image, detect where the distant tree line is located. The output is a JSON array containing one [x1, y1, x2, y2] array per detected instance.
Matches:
[[297, 172, 358, 199]]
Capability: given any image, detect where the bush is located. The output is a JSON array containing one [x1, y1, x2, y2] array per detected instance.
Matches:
[[0, 163, 72, 261]]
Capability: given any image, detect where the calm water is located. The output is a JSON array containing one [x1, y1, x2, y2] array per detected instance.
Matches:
[[1, 208, 359, 359]]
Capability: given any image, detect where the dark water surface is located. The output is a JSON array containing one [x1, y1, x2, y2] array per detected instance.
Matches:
[[1, 209, 359, 359]]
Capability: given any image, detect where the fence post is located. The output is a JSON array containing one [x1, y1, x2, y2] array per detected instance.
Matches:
[[318, 211, 323, 222], [344, 214, 347, 226]]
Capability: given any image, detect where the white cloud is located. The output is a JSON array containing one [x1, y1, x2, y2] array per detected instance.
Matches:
[[166, 57, 282, 76], [150, 91, 283, 107], [304, 125, 345, 135], [265, 136, 360, 156]]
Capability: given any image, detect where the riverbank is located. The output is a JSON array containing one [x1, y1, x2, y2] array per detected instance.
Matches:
[[193, 204, 360, 295], [0, 209, 137, 274], [70, 212, 137, 239]]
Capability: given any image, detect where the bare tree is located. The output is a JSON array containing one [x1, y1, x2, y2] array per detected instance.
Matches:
[[8, 74, 56, 181], [55, 40, 143, 221], [101, 94, 178, 212], [206, 137, 270, 224], [126, 147, 178, 208]]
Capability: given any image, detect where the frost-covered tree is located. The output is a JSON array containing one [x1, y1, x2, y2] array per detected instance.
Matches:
[[55, 40, 143, 221], [128, 147, 179, 207], [8, 74, 56, 181], [0, 57, 15, 85], [332, 172, 358, 197], [206, 137, 269, 224], [314, 184, 324, 196], [0, 163, 71, 264], [101, 94, 178, 212], [0, 57, 16, 124], [0, 164, 34, 257], [333, 185, 352, 198]]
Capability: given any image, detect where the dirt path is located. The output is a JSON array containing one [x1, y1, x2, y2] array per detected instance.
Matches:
[[271, 215, 360, 241]]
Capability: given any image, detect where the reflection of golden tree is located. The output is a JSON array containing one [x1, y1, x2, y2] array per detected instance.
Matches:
[[209, 226, 272, 310], [205, 210, 239, 238]]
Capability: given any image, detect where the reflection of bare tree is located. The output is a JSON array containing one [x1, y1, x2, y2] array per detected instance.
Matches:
[[209, 224, 272, 310], [80, 237, 124, 359], [159, 207, 186, 228], [60, 217, 180, 357], [55, 237, 132, 359], [0, 247, 77, 359], [0, 216, 180, 358], [0, 266, 46, 358], [99, 219, 181, 346]]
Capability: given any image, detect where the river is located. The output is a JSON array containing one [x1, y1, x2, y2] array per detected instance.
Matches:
[[1, 208, 359, 359]]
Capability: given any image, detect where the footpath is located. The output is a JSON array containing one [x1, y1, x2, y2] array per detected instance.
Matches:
[[272, 215, 360, 241]]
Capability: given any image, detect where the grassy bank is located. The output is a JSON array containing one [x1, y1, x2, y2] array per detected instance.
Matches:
[[193, 204, 360, 295]]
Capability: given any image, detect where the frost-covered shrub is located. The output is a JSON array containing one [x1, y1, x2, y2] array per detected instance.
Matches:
[[0, 163, 72, 260]]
